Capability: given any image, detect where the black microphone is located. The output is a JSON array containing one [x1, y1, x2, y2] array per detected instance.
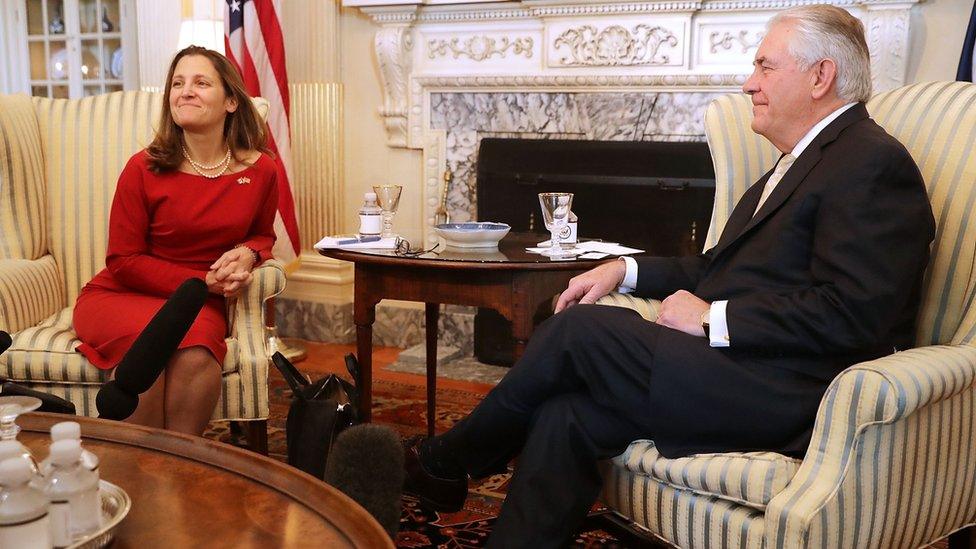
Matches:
[[0, 331, 11, 355], [96, 278, 208, 420], [324, 425, 405, 538]]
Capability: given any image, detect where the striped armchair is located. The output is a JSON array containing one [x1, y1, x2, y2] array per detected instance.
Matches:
[[599, 81, 976, 548], [0, 91, 286, 447]]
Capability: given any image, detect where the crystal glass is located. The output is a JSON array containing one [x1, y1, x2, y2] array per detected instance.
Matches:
[[0, 396, 43, 473], [538, 192, 574, 258], [372, 184, 403, 238]]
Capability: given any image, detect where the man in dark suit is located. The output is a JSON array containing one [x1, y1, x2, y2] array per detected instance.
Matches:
[[404, 4, 935, 547]]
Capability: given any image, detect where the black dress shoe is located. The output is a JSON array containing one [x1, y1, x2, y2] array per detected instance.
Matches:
[[403, 436, 468, 512]]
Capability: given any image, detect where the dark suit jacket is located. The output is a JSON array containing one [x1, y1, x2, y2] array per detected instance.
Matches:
[[633, 104, 935, 457]]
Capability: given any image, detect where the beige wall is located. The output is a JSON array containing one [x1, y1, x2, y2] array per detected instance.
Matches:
[[906, 0, 972, 84], [332, 0, 971, 247], [338, 6, 426, 244]]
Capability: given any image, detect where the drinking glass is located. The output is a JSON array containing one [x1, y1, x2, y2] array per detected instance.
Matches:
[[538, 192, 574, 258], [0, 395, 42, 473], [372, 185, 403, 238]]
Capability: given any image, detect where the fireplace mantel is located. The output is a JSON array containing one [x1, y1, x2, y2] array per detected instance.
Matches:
[[345, 0, 920, 148]]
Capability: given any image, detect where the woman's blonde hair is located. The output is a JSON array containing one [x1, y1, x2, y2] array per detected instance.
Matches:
[[146, 46, 271, 173]]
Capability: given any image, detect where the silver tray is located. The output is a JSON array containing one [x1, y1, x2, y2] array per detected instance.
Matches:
[[67, 480, 131, 549]]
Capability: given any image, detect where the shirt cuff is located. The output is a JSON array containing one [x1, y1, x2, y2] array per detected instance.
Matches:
[[618, 256, 638, 294], [709, 300, 731, 347]]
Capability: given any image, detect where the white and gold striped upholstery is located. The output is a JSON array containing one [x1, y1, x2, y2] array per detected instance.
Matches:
[[0, 91, 286, 422], [32, 92, 161, 303], [614, 440, 801, 511], [601, 82, 976, 548], [702, 93, 779, 250], [0, 94, 46, 261]]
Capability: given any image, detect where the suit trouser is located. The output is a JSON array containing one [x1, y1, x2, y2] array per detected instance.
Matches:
[[437, 304, 663, 548]]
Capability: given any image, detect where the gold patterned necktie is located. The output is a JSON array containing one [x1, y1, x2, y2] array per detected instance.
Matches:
[[754, 153, 796, 216]]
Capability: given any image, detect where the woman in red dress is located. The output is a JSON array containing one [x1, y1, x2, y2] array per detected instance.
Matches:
[[73, 46, 278, 435]]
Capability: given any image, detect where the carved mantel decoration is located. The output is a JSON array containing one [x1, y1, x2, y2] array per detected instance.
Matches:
[[344, 0, 922, 243], [553, 25, 679, 67], [428, 35, 534, 61]]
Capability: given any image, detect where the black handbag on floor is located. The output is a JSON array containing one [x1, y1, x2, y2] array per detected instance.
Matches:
[[272, 351, 360, 479]]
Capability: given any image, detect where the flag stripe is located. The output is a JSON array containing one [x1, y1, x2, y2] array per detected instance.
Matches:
[[251, 0, 289, 113], [225, 0, 300, 265]]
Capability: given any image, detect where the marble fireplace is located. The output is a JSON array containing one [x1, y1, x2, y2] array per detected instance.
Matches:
[[276, 0, 921, 351]]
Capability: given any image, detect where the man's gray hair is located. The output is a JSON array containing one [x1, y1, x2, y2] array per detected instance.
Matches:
[[770, 4, 872, 103]]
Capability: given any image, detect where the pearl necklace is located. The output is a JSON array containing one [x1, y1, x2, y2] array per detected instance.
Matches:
[[182, 145, 232, 179]]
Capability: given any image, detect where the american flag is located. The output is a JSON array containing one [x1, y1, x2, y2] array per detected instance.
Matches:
[[224, 0, 301, 267], [959, 2, 976, 82]]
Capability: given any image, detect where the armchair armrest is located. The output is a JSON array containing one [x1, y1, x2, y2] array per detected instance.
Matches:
[[765, 343, 976, 547], [225, 259, 287, 419], [595, 292, 661, 322], [0, 256, 66, 333]]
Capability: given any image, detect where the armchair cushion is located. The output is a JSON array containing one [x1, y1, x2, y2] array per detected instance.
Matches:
[[4, 309, 98, 383], [615, 440, 801, 511], [0, 256, 65, 333], [4, 306, 241, 383]]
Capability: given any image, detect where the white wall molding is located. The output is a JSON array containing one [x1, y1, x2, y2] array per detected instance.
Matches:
[[345, 0, 922, 149]]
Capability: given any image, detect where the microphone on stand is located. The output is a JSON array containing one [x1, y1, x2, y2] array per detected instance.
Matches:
[[96, 278, 208, 421], [324, 424, 405, 538]]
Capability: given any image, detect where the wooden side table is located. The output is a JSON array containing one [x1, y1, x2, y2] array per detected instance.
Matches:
[[320, 233, 612, 436]]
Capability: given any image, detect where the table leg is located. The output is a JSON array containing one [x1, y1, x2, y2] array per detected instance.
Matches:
[[425, 302, 439, 437], [511, 311, 532, 364], [356, 325, 373, 423], [354, 294, 377, 424]]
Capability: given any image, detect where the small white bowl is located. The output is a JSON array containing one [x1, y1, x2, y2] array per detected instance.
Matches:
[[434, 222, 511, 248]]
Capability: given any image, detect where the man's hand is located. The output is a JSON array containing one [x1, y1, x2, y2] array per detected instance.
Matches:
[[554, 259, 627, 313], [657, 290, 710, 337]]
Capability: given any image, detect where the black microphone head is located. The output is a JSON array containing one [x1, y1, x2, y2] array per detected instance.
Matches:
[[114, 277, 209, 395], [324, 425, 405, 538], [0, 331, 11, 355], [97, 277, 209, 421], [95, 380, 139, 420]]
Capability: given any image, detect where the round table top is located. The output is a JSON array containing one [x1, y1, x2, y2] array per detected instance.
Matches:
[[319, 232, 617, 271], [18, 413, 393, 549]]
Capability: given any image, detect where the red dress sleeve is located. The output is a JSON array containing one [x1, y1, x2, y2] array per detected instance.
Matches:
[[105, 157, 210, 296], [239, 157, 279, 264]]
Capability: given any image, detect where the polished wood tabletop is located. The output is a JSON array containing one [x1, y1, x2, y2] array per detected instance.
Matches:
[[19, 413, 393, 549], [320, 232, 614, 436]]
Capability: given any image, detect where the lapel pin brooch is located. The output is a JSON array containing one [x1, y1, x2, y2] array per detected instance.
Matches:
[[237, 176, 251, 185]]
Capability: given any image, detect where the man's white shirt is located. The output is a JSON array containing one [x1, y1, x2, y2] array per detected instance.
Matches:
[[617, 102, 857, 347]]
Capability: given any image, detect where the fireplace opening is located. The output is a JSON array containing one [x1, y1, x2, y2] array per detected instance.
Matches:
[[474, 137, 716, 365]]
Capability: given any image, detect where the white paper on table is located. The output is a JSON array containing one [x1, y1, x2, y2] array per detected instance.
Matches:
[[537, 239, 619, 248], [575, 241, 644, 255], [578, 252, 610, 259], [314, 235, 399, 250], [529, 241, 644, 256]]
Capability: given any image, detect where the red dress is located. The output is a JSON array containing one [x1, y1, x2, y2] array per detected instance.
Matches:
[[73, 150, 278, 370]]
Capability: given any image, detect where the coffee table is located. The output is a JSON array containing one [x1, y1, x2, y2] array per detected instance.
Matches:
[[19, 412, 393, 548], [319, 232, 613, 436]]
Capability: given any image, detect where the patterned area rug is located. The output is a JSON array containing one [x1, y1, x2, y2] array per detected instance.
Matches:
[[203, 344, 635, 548], [202, 343, 951, 549]]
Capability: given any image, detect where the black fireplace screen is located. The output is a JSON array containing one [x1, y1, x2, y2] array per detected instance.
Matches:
[[473, 137, 717, 365], [476, 137, 716, 256]]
